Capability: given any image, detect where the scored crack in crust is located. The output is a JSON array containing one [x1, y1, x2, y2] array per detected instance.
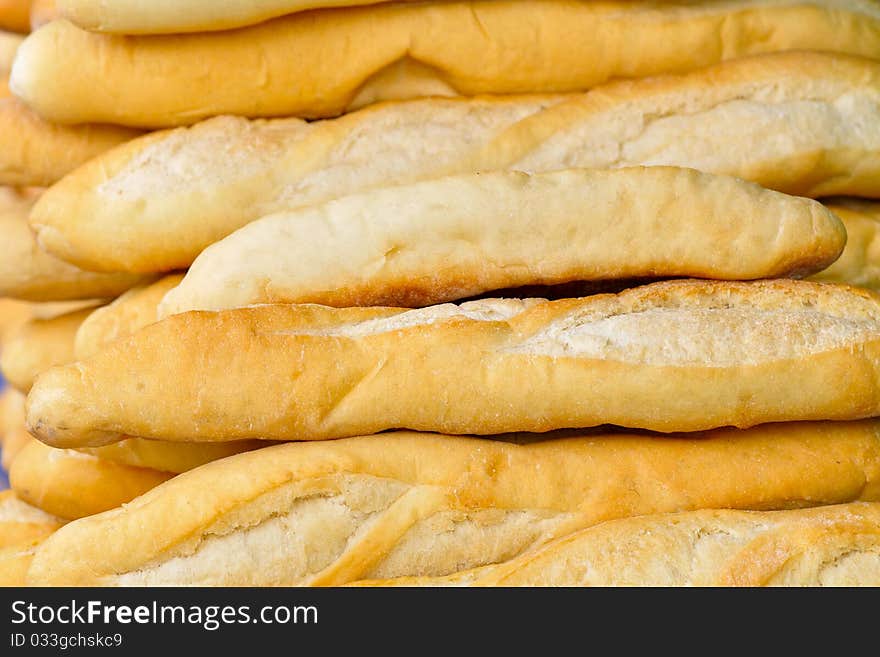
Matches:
[[26, 51, 880, 272], [24, 424, 880, 586], [349, 503, 880, 587], [23, 279, 880, 446]]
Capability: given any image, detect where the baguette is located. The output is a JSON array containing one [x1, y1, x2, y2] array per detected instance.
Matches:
[[26, 279, 880, 446], [0, 98, 140, 186], [9, 437, 172, 520], [75, 274, 183, 359], [159, 168, 845, 314], [1, 303, 98, 392], [0, 1, 30, 33], [352, 503, 880, 587], [58, 0, 401, 33], [812, 200, 880, 290], [29, 52, 880, 273], [12, 2, 880, 127], [25, 423, 880, 586], [0, 188, 146, 300]]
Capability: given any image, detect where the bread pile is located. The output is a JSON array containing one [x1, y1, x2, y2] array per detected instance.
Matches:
[[2, 0, 880, 586]]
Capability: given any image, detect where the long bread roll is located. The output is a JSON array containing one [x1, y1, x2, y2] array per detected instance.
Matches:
[[26, 279, 880, 447], [58, 0, 402, 33], [30, 52, 880, 273], [12, 2, 880, 127], [9, 437, 173, 520], [159, 168, 845, 314], [812, 199, 880, 290], [25, 424, 880, 586], [1, 303, 97, 392], [353, 503, 880, 587], [75, 274, 182, 359], [0, 188, 146, 300], [0, 99, 140, 186]]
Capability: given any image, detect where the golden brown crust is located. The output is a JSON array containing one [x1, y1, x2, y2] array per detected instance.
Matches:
[[26, 279, 880, 446], [9, 437, 173, 520], [1, 304, 97, 392], [0, 187, 148, 300], [160, 168, 845, 314], [29, 51, 880, 273], [12, 3, 880, 127], [76, 437, 266, 474], [0, 98, 140, 187], [0, 489, 63, 587], [25, 424, 880, 586], [812, 199, 880, 290], [58, 0, 405, 33], [75, 274, 182, 359]]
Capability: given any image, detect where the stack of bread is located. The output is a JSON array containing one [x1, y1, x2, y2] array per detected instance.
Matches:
[[2, 0, 880, 586]]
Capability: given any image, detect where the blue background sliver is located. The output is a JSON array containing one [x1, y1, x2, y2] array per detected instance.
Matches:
[[0, 371, 9, 490]]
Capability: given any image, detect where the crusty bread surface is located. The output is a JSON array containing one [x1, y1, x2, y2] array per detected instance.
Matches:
[[24, 424, 880, 586], [29, 52, 880, 272], [159, 167, 845, 313], [12, 2, 880, 127], [0, 187, 146, 301], [2, 304, 97, 392], [25, 279, 880, 445]]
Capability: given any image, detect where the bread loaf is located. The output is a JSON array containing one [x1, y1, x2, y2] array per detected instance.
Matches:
[[0, 1, 31, 33], [58, 0, 401, 33], [26, 279, 880, 446], [812, 200, 880, 290], [159, 168, 844, 314], [30, 52, 880, 273], [24, 424, 880, 586], [75, 274, 182, 359], [353, 503, 880, 587], [12, 2, 880, 127], [0, 98, 140, 186], [9, 437, 173, 520], [0, 188, 146, 301], [1, 303, 97, 392]]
